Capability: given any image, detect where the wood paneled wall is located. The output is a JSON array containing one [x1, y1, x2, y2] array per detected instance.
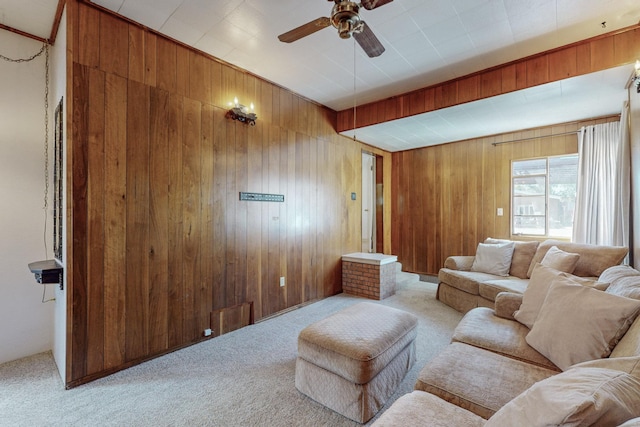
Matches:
[[66, 1, 361, 387], [392, 117, 620, 276]]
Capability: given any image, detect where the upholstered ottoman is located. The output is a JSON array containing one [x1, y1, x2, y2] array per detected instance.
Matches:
[[295, 302, 418, 423]]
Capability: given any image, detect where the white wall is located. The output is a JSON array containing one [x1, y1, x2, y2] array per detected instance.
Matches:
[[50, 9, 67, 383], [0, 31, 54, 365]]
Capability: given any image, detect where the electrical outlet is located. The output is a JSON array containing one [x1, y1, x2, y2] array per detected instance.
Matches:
[[280, 277, 285, 287], [497, 208, 504, 216], [204, 328, 212, 337]]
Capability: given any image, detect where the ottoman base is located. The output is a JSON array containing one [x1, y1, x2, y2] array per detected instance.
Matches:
[[294, 302, 418, 423], [295, 340, 416, 423]]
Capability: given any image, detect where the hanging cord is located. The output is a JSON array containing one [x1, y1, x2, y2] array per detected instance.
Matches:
[[0, 43, 47, 63], [353, 38, 357, 141], [42, 45, 53, 303], [43, 44, 50, 259], [1, 42, 54, 303]]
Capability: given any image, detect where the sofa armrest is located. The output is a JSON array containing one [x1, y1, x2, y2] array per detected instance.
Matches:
[[443, 256, 475, 271], [494, 292, 523, 320]]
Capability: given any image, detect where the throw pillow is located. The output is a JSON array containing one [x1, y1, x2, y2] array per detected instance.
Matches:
[[485, 367, 640, 427], [525, 277, 640, 370], [513, 264, 607, 329], [540, 245, 580, 274], [470, 242, 515, 277], [485, 238, 539, 279]]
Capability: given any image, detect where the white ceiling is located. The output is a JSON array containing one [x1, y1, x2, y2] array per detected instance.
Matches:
[[0, 1, 58, 40], [2, 0, 639, 151]]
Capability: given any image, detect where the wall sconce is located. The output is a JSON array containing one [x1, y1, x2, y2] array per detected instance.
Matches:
[[634, 60, 640, 94], [227, 97, 257, 126]]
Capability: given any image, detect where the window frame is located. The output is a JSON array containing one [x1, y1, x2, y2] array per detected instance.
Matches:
[[510, 154, 578, 239]]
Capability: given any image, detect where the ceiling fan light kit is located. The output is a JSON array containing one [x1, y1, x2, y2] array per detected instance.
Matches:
[[277, 0, 392, 58]]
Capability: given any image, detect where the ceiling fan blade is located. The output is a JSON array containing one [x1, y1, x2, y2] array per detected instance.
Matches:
[[360, 0, 394, 11], [278, 17, 331, 43], [353, 22, 385, 57]]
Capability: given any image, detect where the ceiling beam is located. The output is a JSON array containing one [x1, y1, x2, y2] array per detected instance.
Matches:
[[0, 23, 48, 44], [0, 0, 66, 45], [49, 0, 67, 45], [337, 23, 640, 133]]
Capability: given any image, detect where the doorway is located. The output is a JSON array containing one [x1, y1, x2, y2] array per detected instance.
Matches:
[[362, 152, 383, 253]]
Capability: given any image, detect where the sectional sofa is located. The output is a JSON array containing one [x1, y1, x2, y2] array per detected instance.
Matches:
[[437, 238, 628, 313], [372, 243, 640, 426]]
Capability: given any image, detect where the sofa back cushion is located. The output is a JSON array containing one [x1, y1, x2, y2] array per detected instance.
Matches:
[[485, 238, 539, 279], [611, 316, 640, 358], [526, 240, 627, 278], [601, 265, 640, 300], [485, 366, 640, 427], [514, 264, 606, 329], [525, 277, 640, 370]]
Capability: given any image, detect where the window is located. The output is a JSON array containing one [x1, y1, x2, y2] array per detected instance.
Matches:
[[511, 155, 578, 238]]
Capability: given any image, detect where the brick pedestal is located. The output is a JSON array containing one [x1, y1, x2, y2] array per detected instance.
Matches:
[[341, 253, 398, 300]]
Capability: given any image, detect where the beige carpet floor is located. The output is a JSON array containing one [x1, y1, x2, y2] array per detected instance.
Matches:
[[0, 280, 462, 427]]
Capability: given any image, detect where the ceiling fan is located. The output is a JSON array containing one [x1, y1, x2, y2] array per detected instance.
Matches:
[[277, 0, 393, 58]]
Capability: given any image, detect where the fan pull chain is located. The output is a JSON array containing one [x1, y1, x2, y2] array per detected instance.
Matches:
[[353, 37, 357, 141]]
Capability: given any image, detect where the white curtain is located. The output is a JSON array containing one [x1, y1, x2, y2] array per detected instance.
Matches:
[[572, 103, 630, 247]]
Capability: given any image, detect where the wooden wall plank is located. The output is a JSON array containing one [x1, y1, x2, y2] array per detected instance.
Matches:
[[224, 120, 237, 309], [211, 107, 228, 312], [77, 4, 99, 67], [145, 32, 157, 87], [128, 24, 144, 83], [199, 103, 215, 336], [103, 72, 127, 370], [156, 37, 177, 93], [458, 75, 479, 104], [86, 67, 106, 375], [148, 87, 170, 354], [548, 47, 577, 81], [167, 93, 184, 348], [71, 62, 89, 381], [99, 12, 128, 78], [181, 97, 202, 341], [235, 123, 249, 306], [526, 55, 549, 87], [125, 79, 150, 361]]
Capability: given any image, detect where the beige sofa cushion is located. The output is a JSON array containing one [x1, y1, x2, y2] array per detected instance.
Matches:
[[371, 391, 486, 427], [525, 277, 640, 370], [526, 240, 627, 278], [611, 315, 640, 358], [478, 278, 528, 302], [486, 239, 539, 279], [415, 342, 557, 419], [514, 264, 606, 329], [438, 269, 499, 295], [485, 367, 640, 427], [574, 355, 640, 374], [452, 307, 559, 371]]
